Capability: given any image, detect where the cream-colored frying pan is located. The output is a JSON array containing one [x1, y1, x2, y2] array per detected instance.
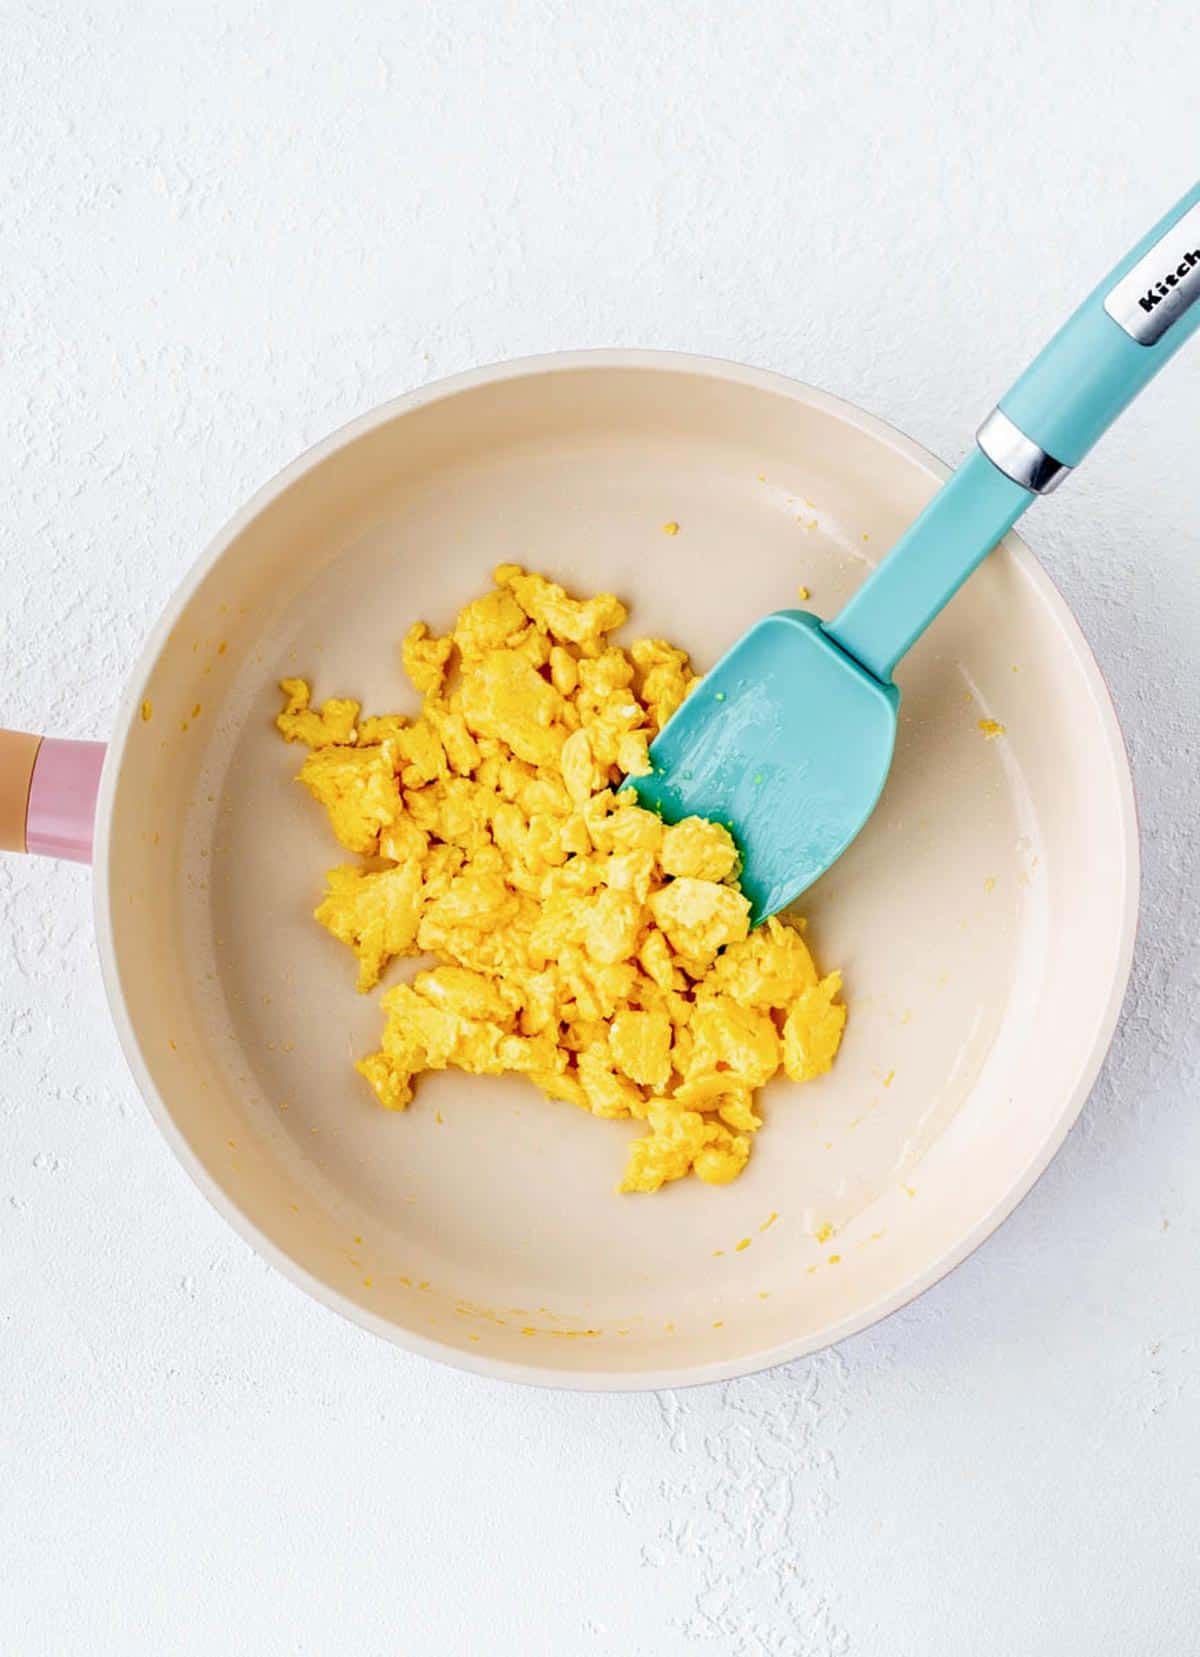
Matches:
[[0, 353, 1137, 1389]]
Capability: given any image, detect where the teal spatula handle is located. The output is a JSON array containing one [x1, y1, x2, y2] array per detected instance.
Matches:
[[828, 180, 1200, 683]]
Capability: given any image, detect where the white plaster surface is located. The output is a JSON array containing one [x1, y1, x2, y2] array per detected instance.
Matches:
[[2, 4, 1199, 1653]]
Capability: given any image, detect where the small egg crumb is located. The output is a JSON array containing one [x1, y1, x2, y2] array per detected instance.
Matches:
[[662, 521, 680, 536], [797, 585, 810, 602], [815, 1222, 835, 1244], [140, 699, 153, 723], [735, 1237, 751, 1252], [978, 718, 1006, 739], [984, 876, 996, 893], [882, 1069, 895, 1087], [760, 1211, 779, 1231], [828, 1254, 842, 1265], [277, 567, 847, 1193]]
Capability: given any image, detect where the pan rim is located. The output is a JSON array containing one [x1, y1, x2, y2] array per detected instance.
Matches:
[[92, 348, 1140, 1390]]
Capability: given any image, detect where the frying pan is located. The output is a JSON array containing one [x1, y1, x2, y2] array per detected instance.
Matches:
[[0, 352, 1138, 1388]]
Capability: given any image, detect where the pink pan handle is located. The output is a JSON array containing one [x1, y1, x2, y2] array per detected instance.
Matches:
[[0, 730, 106, 865]]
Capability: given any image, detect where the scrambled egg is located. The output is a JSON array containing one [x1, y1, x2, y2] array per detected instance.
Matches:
[[277, 565, 846, 1193]]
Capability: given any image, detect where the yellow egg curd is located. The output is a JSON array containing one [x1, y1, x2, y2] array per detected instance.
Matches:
[[276, 565, 846, 1193]]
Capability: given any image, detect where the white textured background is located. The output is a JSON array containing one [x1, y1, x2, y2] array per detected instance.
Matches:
[[2, 4, 1198, 1653]]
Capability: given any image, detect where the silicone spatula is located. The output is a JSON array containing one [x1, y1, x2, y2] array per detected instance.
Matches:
[[632, 181, 1200, 922]]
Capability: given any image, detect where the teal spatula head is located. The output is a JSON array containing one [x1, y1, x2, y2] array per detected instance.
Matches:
[[632, 180, 1200, 921], [631, 612, 897, 922]]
